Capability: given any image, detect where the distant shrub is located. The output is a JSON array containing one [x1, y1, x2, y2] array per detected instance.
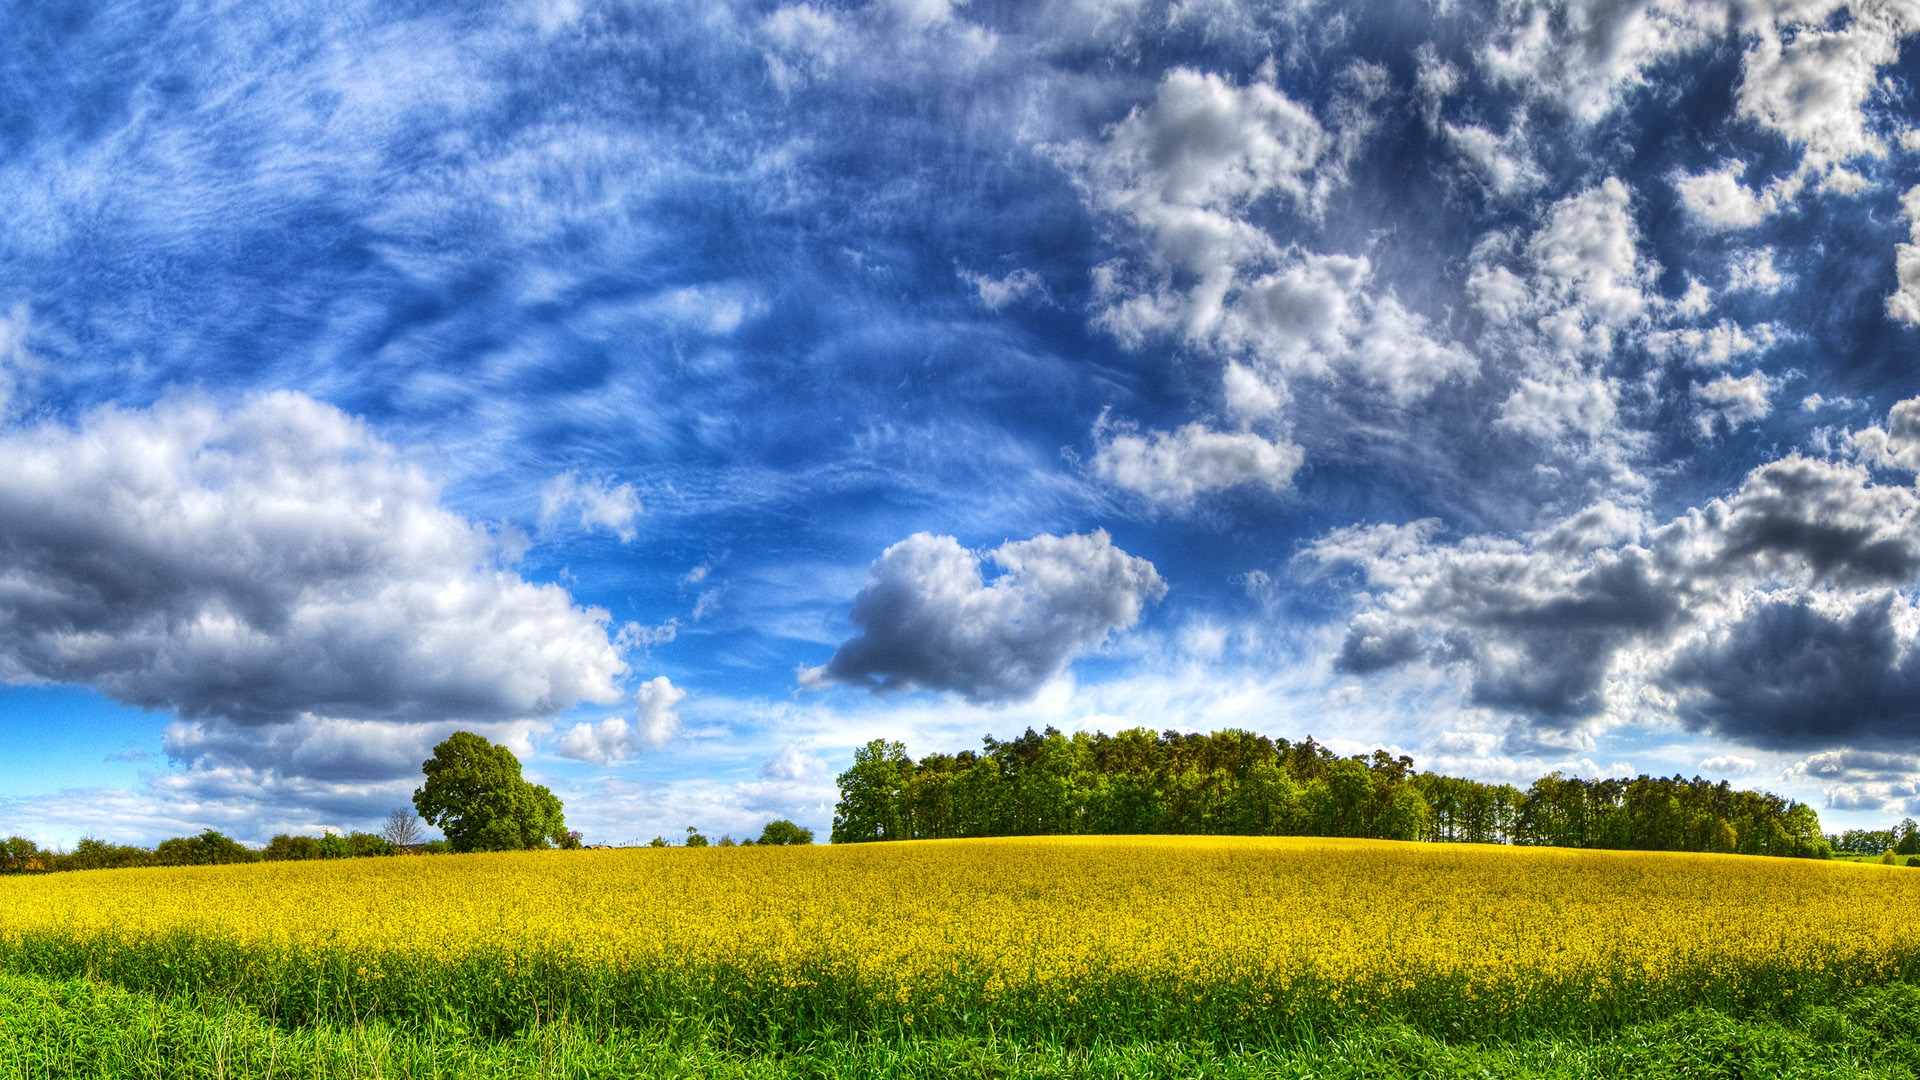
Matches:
[[263, 835, 322, 861], [154, 830, 257, 867], [757, 820, 815, 846]]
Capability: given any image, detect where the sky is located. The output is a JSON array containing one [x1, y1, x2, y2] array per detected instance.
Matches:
[[5, 0, 1920, 848]]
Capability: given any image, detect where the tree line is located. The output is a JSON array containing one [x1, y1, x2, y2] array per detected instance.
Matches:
[[1831, 821, 1920, 857], [832, 727, 1838, 859], [2, 732, 814, 873], [1, 826, 408, 873]]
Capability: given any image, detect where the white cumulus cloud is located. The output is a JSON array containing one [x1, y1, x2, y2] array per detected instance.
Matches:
[[1092, 422, 1303, 509], [540, 471, 642, 543], [0, 392, 628, 729], [557, 676, 686, 764], [1694, 372, 1775, 436]]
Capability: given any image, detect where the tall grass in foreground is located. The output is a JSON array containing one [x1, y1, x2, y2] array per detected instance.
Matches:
[[5, 973, 1920, 1079], [2, 837, 1918, 1048]]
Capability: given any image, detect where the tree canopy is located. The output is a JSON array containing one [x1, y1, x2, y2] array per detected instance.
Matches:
[[830, 726, 1832, 859], [757, 819, 815, 845], [412, 731, 568, 852]]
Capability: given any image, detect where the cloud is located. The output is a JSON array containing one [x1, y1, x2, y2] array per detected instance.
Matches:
[[1092, 422, 1302, 509], [1851, 395, 1920, 473], [1441, 119, 1545, 197], [1036, 59, 1494, 532], [540, 471, 643, 542], [0, 392, 627, 729], [1887, 186, 1920, 326], [1494, 373, 1622, 445], [556, 675, 686, 764], [1492, 2, 1911, 238], [1662, 594, 1920, 751], [1461, 177, 1675, 489], [1726, 248, 1787, 294], [1673, 161, 1788, 230], [1524, 178, 1651, 333], [1478, 0, 1728, 122], [760, 741, 830, 782], [758, 0, 994, 91], [161, 716, 472, 782], [1067, 67, 1330, 251], [1666, 454, 1920, 589], [801, 530, 1166, 703], [0, 303, 37, 419], [1737, 4, 1906, 170], [1693, 372, 1774, 436], [557, 717, 637, 765], [1062, 65, 1471, 443], [1311, 410, 1920, 749], [961, 267, 1048, 310], [1645, 321, 1779, 368], [1310, 515, 1676, 724]]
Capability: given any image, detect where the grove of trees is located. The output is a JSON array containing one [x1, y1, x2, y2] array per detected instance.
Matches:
[[832, 727, 1835, 859]]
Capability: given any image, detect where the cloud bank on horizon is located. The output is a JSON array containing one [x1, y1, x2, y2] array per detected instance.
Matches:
[[6, 0, 1920, 845]]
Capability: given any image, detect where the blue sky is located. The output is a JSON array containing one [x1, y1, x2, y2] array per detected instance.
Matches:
[[6, 0, 1920, 846]]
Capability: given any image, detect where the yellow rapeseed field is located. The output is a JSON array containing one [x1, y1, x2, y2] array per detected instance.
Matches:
[[2, 837, 1916, 1040]]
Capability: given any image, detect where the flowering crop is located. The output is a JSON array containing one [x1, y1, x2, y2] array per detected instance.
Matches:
[[2, 837, 1915, 1043]]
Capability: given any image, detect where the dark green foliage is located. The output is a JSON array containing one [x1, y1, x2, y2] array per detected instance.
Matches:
[[832, 740, 912, 843], [56, 837, 152, 871], [152, 830, 258, 866], [2, 835, 43, 872], [1834, 828, 1893, 854], [1498, 772, 1830, 857], [832, 727, 1832, 857], [412, 731, 568, 853], [262, 832, 396, 861], [684, 827, 710, 848], [262, 834, 322, 861], [1895, 819, 1920, 856], [834, 728, 1433, 844], [758, 819, 815, 845]]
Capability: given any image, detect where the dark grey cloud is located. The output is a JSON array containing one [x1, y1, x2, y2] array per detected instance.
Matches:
[[802, 530, 1165, 703], [1312, 525, 1675, 725], [1662, 595, 1920, 751], [1313, 400, 1920, 748], [1663, 456, 1920, 588], [0, 392, 628, 729], [1334, 613, 1424, 673]]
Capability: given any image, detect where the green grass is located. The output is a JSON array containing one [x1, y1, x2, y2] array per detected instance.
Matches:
[[3, 971, 1917, 1079], [6, 929, 1919, 1053]]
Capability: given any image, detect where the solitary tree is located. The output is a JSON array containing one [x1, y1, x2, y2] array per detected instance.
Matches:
[[381, 808, 425, 848], [412, 731, 568, 852], [757, 819, 815, 845]]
